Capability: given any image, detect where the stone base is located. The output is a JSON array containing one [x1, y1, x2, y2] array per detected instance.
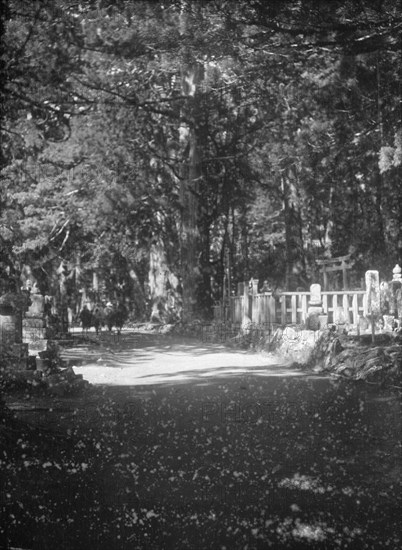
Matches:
[[310, 330, 402, 384], [23, 318, 46, 328], [0, 342, 29, 370], [307, 305, 323, 315], [0, 370, 42, 386], [24, 339, 48, 356], [383, 315, 395, 331], [14, 357, 28, 370], [0, 355, 28, 370], [0, 331, 16, 349], [262, 326, 323, 363], [11, 343, 29, 358], [318, 314, 328, 330], [46, 367, 89, 396], [334, 307, 347, 325], [23, 327, 48, 340], [307, 313, 320, 331], [0, 343, 12, 355]]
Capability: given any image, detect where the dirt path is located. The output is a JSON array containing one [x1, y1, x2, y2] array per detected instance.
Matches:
[[62, 331, 300, 385], [3, 331, 401, 549]]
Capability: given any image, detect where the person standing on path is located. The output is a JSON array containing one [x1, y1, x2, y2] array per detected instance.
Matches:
[[92, 305, 104, 335], [114, 301, 128, 335], [79, 305, 92, 334], [104, 302, 115, 332]]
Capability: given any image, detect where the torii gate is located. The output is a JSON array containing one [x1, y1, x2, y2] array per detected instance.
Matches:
[[316, 255, 352, 290]]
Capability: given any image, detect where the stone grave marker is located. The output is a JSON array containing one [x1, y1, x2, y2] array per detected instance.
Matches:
[[365, 270, 380, 342], [309, 284, 322, 308], [389, 264, 402, 320], [307, 284, 323, 330], [23, 289, 48, 356]]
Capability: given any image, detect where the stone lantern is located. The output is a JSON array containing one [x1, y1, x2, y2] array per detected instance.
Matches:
[[392, 264, 402, 282], [306, 284, 325, 330]]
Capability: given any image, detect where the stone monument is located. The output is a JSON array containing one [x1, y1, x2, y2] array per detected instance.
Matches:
[[306, 284, 323, 330], [365, 270, 380, 342], [389, 264, 402, 321], [0, 286, 30, 369], [23, 285, 48, 357]]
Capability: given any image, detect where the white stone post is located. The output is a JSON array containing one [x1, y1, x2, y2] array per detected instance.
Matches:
[[307, 284, 323, 330], [243, 281, 250, 319], [365, 270, 380, 342], [391, 264, 402, 324]]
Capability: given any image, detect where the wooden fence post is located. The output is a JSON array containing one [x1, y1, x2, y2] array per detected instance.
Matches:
[[281, 295, 286, 325], [243, 282, 249, 319], [342, 294, 350, 324], [352, 294, 358, 325], [291, 295, 297, 324], [251, 279, 259, 295], [301, 294, 308, 323], [269, 294, 276, 328], [251, 279, 258, 323]]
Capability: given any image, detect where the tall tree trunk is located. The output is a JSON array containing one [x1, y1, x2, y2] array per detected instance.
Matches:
[[149, 240, 168, 322], [199, 222, 213, 316], [282, 175, 305, 290], [239, 208, 249, 281], [128, 265, 147, 321], [149, 239, 181, 323], [179, 3, 204, 321]]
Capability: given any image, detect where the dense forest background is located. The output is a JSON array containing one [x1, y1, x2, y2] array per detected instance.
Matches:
[[1, 0, 401, 322]]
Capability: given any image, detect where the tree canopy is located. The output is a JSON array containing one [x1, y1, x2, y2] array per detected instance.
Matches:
[[1, 0, 401, 319]]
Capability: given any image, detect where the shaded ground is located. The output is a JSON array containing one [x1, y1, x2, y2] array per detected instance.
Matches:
[[1, 331, 401, 549]]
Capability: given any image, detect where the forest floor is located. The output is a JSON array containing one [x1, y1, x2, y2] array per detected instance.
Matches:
[[1, 330, 401, 549]]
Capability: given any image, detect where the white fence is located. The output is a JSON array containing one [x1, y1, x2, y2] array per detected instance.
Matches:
[[216, 284, 368, 328]]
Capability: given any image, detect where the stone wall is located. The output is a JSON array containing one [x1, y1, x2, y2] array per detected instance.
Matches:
[[303, 329, 402, 385], [261, 326, 323, 364]]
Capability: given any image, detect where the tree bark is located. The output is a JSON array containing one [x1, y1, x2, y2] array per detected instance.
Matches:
[[282, 174, 305, 290], [148, 239, 181, 323], [179, 3, 204, 321]]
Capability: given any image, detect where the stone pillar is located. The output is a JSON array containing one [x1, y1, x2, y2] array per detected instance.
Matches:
[[322, 266, 328, 291], [392, 264, 402, 283], [341, 259, 349, 290], [390, 264, 402, 321], [0, 291, 29, 369], [243, 281, 249, 318], [0, 310, 16, 353], [307, 284, 323, 330], [396, 288, 402, 322], [365, 270, 380, 341], [366, 271, 380, 315], [251, 278, 259, 295], [308, 284, 322, 310], [23, 290, 48, 356]]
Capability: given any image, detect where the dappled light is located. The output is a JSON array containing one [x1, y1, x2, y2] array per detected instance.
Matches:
[[3, 332, 401, 548], [278, 473, 334, 494], [62, 335, 303, 385], [1, 0, 402, 547]]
